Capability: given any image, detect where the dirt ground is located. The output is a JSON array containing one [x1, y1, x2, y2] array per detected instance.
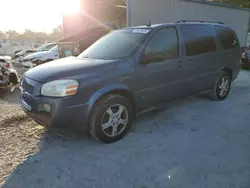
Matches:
[[1, 70, 250, 188]]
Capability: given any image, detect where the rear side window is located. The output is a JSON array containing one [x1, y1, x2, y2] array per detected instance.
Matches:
[[181, 25, 216, 56], [215, 26, 239, 50], [144, 27, 179, 60]]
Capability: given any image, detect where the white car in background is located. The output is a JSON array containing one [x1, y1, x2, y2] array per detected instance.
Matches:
[[22, 46, 59, 70], [0, 56, 18, 88], [15, 42, 57, 63]]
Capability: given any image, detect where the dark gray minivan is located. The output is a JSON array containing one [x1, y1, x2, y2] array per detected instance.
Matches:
[[20, 21, 241, 143]]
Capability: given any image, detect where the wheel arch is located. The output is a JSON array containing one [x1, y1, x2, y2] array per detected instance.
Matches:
[[86, 84, 136, 126], [222, 67, 233, 80]]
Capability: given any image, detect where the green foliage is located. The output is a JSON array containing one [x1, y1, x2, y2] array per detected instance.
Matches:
[[210, 0, 250, 31], [209, 0, 250, 8]]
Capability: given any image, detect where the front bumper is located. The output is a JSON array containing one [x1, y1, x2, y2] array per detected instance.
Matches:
[[20, 91, 90, 130]]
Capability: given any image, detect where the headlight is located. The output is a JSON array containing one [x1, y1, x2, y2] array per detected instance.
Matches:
[[41, 80, 79, 97]]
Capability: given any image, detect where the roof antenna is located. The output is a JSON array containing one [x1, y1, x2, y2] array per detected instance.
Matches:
[[146, 20, 151, 27]]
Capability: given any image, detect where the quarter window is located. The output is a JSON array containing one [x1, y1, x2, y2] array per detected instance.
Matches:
[[144, 27, 179, 61], [215, 26, 239, 50], [181, 25, 216, 56]]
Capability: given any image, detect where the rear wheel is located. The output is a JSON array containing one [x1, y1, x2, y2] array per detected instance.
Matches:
[[210, 71, 231, 101], [89, 94, 133, 143]]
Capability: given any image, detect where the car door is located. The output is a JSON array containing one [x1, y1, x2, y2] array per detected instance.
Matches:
[[179, 24, 220, 94], [135, 26, 192, 111]]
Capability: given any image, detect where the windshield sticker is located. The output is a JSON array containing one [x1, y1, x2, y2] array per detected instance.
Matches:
[[132, 29, 149, 34]]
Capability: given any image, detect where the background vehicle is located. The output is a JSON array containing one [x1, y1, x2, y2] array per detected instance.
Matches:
[[0, 56, 18, 88], [15, 42, 57, 63], [22, 46, 59, 70], [240, 46, 248, 54], [58, 23, 119, 58], [35, 42, 57, 52], [241, 47, 250, 69], [20, 21, 240, 143]]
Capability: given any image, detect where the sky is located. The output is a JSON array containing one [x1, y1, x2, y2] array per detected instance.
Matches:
[[0, 0, 80, 33]]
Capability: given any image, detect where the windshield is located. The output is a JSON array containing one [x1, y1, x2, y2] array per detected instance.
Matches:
[[78, 29, 150, 60], [36, 43, 55, 51], [16, 50, 26, 55], [49, 45, 58, 52]]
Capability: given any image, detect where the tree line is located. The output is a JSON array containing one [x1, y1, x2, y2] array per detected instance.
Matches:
[[0, 26, 64, 41], [203, 0, 250, 8]]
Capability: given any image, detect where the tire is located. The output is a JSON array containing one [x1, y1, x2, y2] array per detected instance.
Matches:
[[210, 71, 231, 101], [89, 94, 134, 143], [10, 73, 18, 85]]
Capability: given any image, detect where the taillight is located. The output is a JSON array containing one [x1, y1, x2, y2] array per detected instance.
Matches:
[[7, 62, 10, 68]]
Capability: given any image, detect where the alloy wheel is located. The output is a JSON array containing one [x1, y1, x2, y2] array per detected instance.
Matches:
[[218, 76, 229, 97], [101, 104, 129, 137]]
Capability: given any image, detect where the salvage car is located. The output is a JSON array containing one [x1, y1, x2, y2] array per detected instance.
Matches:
[[241, 47, 250, 69], [0, 56, 18, 88], [15, 49, 36, 63], [15, 42, 57, 63], [22, 46, 59, 70], [20, 21, 240, 143]]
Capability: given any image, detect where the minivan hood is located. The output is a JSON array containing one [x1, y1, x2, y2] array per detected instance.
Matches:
[[25, 56, 119, 82]]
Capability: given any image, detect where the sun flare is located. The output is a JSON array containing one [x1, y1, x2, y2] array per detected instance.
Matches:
[[0, 0, 81, 32]]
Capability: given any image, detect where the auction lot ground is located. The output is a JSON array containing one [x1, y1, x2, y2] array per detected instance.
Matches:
[[1, 70, 250, 188]]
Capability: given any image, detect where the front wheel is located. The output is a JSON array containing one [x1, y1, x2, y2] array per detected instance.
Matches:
[[89, 94, 134, 143], [210, 71, 231, 101]]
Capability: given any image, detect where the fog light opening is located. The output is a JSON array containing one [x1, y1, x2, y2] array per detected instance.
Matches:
[[44, 104, 51, 112]]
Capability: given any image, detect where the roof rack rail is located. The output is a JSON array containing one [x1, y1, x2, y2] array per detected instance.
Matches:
[[176, 20, 224, 24]]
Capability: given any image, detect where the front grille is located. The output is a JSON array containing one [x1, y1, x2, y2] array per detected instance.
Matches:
[[21, 78, 34, 94], [21, 98, 31, 111]]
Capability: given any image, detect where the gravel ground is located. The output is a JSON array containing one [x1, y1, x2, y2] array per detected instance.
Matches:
[[1, 70, 250, 188]]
